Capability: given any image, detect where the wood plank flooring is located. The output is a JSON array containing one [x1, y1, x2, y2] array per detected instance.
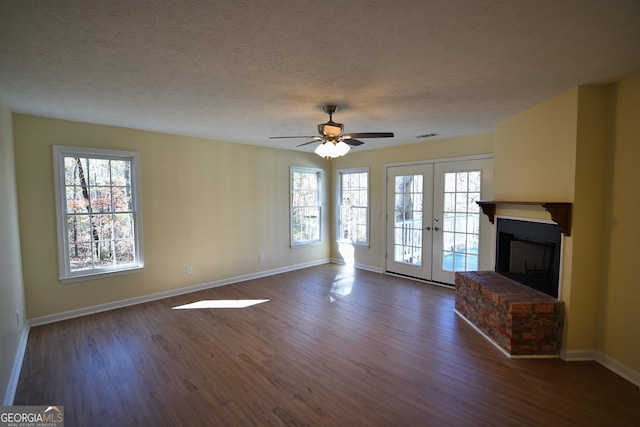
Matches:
[[14, 264, 640, 426]]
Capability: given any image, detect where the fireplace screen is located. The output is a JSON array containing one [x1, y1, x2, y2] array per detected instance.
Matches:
[[496, 219, 561, 298]]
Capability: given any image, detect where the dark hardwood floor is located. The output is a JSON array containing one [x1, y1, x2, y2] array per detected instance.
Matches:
[[15, 264, 640, 426]]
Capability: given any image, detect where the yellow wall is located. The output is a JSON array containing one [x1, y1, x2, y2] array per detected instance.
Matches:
[[494, 89, 578, 201], [493, 87, 599, 352], [492, 80, 640, 377], [13, 115, 330, 319], [601, 74, 640, 372], [569, 86, 609, 350], [0, 93, 27, 404], [486, 90, 582, 350], [330, 134, 493, 270]]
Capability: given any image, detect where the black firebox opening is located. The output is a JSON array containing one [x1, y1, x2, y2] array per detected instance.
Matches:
[[495, 218, 561, 298]]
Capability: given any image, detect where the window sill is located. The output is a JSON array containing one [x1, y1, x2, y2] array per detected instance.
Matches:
[[60, 265, 144, 284], [291, 240, 323, 248], [336, 239, 370, 248]]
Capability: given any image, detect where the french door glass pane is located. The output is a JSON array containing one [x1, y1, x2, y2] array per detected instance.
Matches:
[[442, 171, 482, 272], [393, 175, 423, 266]]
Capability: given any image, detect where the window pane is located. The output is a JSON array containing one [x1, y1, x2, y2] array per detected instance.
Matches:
[[90, 187, 112, 212], [441, 170, 483, 273], [68, 243, 93, 271], [67, 215, 92, 243], [468, 192, 480, 212], [115, 240, 135, 264], [468, 171, 481, 192], [88, 159, 111, 186], [444, 173, 456, 192], [293, 206, 320, 242], [456, 172, 468, 192], [114, 214, 134, 239], [393, 173, 422, 266], [443, 214, 455, 232], [412, 175, 423, 193], [465, 254, 479, 271], [112, 187, 132, 212], [95, 240, 115, 267], [66, 186, 89, 213], [92, 214, 113, 241], [56, 147, 141, 278], [467, 214, 480, 235], [395, 176, 403, 191], [64, 157, 88, 186], [291, 168, 321, 244], [413, 194, 423, 213], [467, 234, 479, 252], [456, 193, 468, 212], [111, 160, 131, 186], [444, 193, 455, 212], [339, 169, 368, 244]]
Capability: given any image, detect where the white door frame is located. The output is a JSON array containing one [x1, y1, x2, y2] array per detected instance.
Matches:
[[383, 154, 494, 284]]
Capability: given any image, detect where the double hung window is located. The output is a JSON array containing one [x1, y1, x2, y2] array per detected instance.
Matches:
[[53, 146, 143, 282], [337, 168, 369, 246], [290, 167, 322, 245]]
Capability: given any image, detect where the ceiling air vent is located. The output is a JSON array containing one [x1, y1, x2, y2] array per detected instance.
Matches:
[[415, 132, 440, 139]]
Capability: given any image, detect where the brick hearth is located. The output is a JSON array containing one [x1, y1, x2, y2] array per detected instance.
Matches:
[[455, 271, 564, 356]]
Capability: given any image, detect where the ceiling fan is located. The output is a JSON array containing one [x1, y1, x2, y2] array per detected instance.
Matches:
[[270, 105, 394, 158]]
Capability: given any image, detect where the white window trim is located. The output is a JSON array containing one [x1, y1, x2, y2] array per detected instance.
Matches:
[[290, 166, 322, 247], [53, 145, 144, 283], [336, 167, 370, 247]]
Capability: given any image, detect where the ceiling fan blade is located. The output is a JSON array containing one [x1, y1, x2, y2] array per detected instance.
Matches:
[[344, 139, 364, 146], [343, 132, 394, 139], [296, 140, 320, 147], [270, 136, 319, 139]]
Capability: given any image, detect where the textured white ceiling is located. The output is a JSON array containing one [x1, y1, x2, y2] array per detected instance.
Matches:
[[1, 0, 639, 152]]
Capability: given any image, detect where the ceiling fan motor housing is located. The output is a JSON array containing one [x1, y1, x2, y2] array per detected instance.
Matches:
[[318, 121, 343, 138], [318, 104, 343, 137]]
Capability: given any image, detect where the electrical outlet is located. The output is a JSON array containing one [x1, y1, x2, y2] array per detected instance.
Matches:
[[186, 265, 193, 274], [259, 252, 265, 262]]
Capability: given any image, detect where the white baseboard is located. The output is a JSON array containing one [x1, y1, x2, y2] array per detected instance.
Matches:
[[598, 352, 640, 389], [29, 259, 331, 327], [453, 308, 513, 358], [562, 349, 640, 389], [3, 323, 30, 405], [560, 348, 599, 361], [330, 258, 383, 274]]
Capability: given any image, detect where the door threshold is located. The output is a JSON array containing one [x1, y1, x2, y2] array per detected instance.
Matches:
[[384, 271, 455, 289]]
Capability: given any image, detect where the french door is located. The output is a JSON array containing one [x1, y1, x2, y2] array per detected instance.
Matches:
[[385, 158, 493, 284]]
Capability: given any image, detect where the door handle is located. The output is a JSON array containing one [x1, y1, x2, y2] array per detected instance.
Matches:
[[434, 227, 440, 231], [425, 226, 431, 231]]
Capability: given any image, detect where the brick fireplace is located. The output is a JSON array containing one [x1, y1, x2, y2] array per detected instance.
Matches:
[[455, 271, 564, 356], [455, 202, 569, 357]]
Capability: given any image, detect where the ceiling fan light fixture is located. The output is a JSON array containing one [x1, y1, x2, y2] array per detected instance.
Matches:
[[314, 139, 351, 159]]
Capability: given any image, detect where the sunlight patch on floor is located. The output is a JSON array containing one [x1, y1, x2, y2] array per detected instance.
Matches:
[[328, 267, 356, 302], [337, 241, 355, 267], [172, 299, 269, 309]]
